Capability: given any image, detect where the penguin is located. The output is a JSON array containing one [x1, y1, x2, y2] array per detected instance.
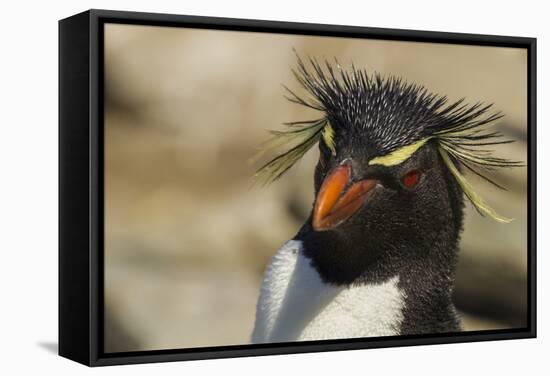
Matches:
[[250, 56, 522, 343]]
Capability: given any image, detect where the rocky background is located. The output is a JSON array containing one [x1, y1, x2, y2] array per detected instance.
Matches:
[[103, 24, 528, 352]]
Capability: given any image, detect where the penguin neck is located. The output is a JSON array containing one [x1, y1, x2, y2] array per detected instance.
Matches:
[[297, 223, 461, 333], [297, 220, 459, 300]]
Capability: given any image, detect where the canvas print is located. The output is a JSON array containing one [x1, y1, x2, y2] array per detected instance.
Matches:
[[103, 23, 528, 352]]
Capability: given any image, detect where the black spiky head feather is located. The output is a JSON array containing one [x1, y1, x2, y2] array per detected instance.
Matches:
[[254, 55, 523, 222]]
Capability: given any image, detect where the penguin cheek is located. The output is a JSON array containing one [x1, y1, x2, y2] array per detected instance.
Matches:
[[313, 164, 323, 192]]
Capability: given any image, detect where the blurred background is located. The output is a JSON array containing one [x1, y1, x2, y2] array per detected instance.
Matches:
[[103, 23, 528, 353]]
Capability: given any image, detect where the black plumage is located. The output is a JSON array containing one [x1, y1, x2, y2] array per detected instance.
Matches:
[[254, 55, 523, 335]]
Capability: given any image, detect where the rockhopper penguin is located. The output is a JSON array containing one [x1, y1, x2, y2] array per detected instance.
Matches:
[[251, 57, 522, 343]]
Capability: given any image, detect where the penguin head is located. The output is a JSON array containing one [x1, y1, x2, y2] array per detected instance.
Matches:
[[255, 55, 521, 222], [253, 56, 522, 281], [311, 140, 458, 240]]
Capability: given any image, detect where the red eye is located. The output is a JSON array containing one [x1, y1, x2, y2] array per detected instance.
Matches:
[[402, 170, 421, 188]]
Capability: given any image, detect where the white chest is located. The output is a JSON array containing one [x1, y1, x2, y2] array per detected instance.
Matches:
[[251, 240, 405, 343]]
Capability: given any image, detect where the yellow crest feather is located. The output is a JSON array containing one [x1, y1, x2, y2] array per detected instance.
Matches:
[[369, 138, 430, 167], [252, 119, 328, 185], [438, 147, 513, 223], [322, 122, 336, 156]]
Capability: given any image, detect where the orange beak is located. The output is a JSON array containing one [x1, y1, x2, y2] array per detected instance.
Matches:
[[312, 161, 376, 231]]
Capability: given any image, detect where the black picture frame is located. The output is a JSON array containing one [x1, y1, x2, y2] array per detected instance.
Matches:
[[59, 9, 537, 367]]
